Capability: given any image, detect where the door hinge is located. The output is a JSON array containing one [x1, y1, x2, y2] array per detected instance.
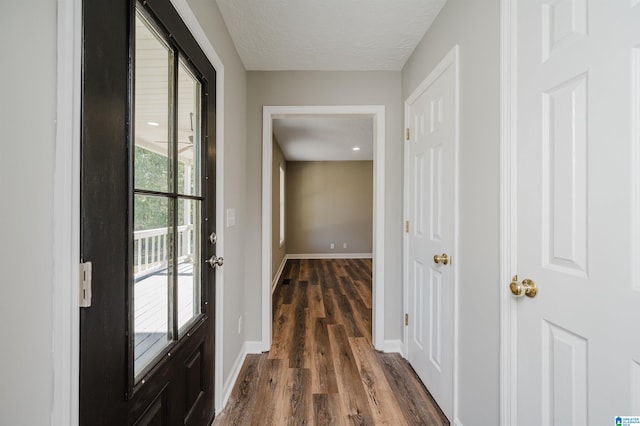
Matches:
[[405, 313, 409, 326], [406, 128, 410, 140], [79, 261, 92, 308], [405, 220, 410, 233]]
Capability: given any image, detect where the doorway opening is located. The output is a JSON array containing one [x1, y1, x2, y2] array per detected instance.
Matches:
[[261, 105, 386, 351]]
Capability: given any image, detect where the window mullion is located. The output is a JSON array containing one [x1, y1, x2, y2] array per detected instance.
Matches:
[[169, 47, 179, 342]]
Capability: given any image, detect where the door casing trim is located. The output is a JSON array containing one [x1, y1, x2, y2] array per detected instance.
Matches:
[[53, 0, 82, 424], [261, 105, 386, 351], [499, 0, 518, 424], [402, 44, 459, 423]]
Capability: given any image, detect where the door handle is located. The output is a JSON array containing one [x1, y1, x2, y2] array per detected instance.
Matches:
[[433, 253, 449, 265], [205, 255, 224, 269], [509, 275, 537, 298]]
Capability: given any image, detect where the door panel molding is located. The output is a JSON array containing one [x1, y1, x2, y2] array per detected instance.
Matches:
[[261, 105, 386, 351]]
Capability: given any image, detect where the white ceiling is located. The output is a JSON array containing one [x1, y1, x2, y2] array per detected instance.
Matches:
[[217, 1, 447, 161], [273, 117, 373, 161], [215, 0, 448, 71]]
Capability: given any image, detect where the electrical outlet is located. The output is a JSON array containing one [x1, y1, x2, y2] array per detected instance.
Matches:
[[343, 243, 347, 249], [330, 243, 334, 249], [238, 316, 243, 334]]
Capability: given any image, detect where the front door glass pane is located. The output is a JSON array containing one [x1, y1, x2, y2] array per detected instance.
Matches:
[[177, 59, 201, 196], [134, 14, 171, 193], [177, 198, 201, 333], [133, 194, 171, 378]]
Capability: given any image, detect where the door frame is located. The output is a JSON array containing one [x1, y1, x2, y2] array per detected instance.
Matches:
[[499, 0, 518, 424], [52, 0, 229, 423], [53, 0, 82, 424], [402, 44, 459, 423], [261, 105, 386, 351]]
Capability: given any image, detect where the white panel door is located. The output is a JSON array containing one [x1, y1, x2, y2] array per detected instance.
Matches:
[[406, 50, 456, 420], [513, 1, 640, 424]]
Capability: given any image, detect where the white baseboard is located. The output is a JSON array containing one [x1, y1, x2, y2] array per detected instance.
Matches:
[[244, 340, 265, 354], [271, 256, 288, 293], [381, 339, 404, 355], [287, 253, 373, 260], [219, 343, 247, 413]]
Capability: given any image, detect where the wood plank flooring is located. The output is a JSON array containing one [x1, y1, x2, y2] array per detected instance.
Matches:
[[214, 259, 449, 425]]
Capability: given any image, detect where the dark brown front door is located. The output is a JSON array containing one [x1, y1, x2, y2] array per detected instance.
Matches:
[[80, 1, 217, 424]]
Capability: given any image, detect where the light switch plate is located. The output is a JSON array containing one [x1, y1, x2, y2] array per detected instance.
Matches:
[[226, 208, 236, 227]]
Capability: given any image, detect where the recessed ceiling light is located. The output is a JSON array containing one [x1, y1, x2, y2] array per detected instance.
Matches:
[[352, 146, 360, 151], [147, 121, 160, 127]]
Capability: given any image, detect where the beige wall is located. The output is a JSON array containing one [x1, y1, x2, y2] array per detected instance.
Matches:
[[246, 71, 403, 342], [187, 0, 248, 394], [401, 0, 501, 424], [286, 161, 373, 255], [271, 139, 287, 279], [0, 1, 56, 423]]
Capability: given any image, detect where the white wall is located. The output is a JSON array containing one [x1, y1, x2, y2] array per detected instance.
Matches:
[[246, 71, 403, 343], [185, 0, 248, 398], [401, 0, 501, 424], [0, 1, 57, 424]]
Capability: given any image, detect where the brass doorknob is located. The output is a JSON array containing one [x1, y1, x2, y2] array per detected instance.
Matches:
[[509, 275, 537, 298], [433, 253, 449, 265]]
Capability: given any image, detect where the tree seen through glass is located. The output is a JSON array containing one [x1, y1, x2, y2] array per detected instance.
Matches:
[[134, 145, 187, 231]]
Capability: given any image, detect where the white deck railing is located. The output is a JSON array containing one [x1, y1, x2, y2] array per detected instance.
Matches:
[[134, 225, 194, 278]]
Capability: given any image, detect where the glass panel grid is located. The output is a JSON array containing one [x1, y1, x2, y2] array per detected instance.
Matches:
[[131, 7, 206, 384]]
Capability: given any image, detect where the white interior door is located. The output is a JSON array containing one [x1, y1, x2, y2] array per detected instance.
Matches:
[[405, 48, 457, 420], [511, 1, 640, 424]]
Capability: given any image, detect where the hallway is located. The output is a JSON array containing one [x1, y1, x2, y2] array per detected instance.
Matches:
[[214, 259, 448, 425]]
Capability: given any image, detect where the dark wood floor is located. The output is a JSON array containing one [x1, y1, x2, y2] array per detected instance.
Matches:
[[213, 259, 449, 425]]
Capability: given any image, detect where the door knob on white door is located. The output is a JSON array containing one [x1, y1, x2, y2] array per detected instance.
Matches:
[[433, 253, 449, 265], [206, 255, 224, 269], [509, 275, 537, 298]]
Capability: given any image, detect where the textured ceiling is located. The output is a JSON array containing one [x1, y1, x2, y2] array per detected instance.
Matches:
[[273, 117, 374, 161], [216, 0, 448, 71]]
